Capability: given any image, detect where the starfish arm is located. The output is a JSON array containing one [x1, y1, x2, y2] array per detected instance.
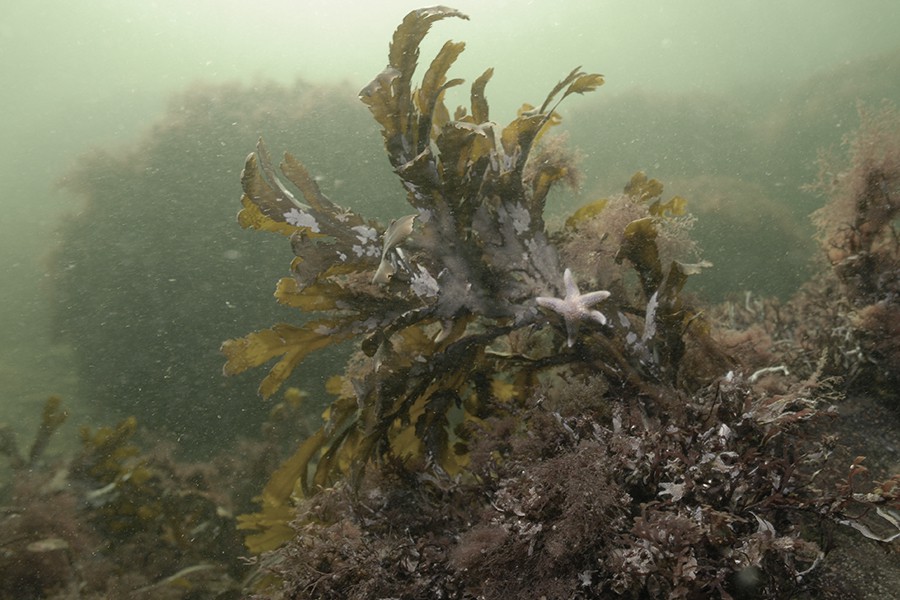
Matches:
[[564, 320, 580, 347], [536, 296, 569, 313], [587, 309, 608, 325], [579, 290, 612, 307], [562, 268, 580, 299]]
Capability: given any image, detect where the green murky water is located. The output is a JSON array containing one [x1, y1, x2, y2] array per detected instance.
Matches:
[[2, 0, 899, 458]]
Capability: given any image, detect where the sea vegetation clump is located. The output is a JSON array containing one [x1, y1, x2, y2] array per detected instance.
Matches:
[[0, 394, 315, 598], [223, 7, 900, 599], [808, 102, 900, 392], [721, 102, 900, 395], [226, 5, 612, 542]]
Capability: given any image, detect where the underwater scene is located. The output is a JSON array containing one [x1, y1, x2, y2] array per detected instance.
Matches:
[[2, 2, 900, 598]]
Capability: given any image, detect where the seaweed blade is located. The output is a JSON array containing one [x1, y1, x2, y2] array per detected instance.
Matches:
[[360, 6, 470, 167]]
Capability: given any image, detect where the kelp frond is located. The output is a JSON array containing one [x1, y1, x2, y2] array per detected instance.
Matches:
[[361, 6, 470, 168]]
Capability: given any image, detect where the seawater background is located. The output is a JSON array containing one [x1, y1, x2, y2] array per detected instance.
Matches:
[[2, 1, 899, 457]]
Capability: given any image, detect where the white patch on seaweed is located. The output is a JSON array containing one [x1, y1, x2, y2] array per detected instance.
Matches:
[[314, 323, 337, 336], [410, 265, 440, 298], [284, 208, 320, 232], [508, 202, 531, 234], [351, 225, 378, 245], [642, 291, 658, 344], [352, 244, 379, 258]]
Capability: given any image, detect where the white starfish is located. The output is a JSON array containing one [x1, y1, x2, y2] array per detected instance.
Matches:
[[536, 268, 611, 347]]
